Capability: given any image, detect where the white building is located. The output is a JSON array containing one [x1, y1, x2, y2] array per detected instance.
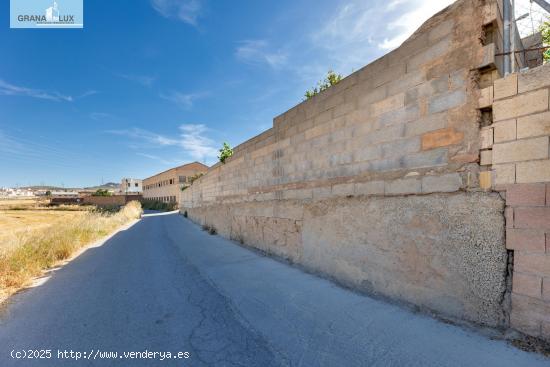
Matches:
[[121, 178, 142, 194]]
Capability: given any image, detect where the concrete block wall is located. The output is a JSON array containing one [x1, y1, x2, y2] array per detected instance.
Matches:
[[483, 63, 550, 341], [181, 0, 517, 328]]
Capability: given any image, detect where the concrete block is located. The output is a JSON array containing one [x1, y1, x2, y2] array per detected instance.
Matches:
[[407, 36, 451, 71], [401, 148, 447, 169], [505, 207, 514, 228], [385, 178, 421, 195], [312, 186, 332, 200], [480, 127, 493, 149], [494, 119, 516, 143], [514, 207, 550, 230], [493, 74, 518, 100], [368, 157, 402, 172], [547, 184, 550, 206], [515, 253, 550, 277], [381, 137, 420, 158], [493, 89, 549, 122], [516, 160, 550, 183], [513, 273, 542, 299], [480, 150, 493, 166], [506, 229, 546, 252], [421, 173, 462, 193], [404, 112, 447, 137], [354, 181, 384, 196], [479, 171, 492, 189], [510, 294, 544, 337], [517, 111, 550, 140], [518, 64, 550, 93], [506, 183, 546, 207], [492, 137, 549, 164], [372, 93, 405, 117], [428, 90, 466, 114], [332, 183, 355, 196], [428, 19, 454, 43], [353, 145, 382, 162], [478, 43, 496, 69], [421, 127, 464, 150], [378, 105, 419, 128], [479, 86, 493, 109]]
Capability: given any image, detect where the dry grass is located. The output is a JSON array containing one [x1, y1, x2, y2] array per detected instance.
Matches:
[[0, 201, 142, 302]]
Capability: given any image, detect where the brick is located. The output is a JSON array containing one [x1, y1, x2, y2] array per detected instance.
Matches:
[[480, 127, 493, 149], [428, 89, 466, 114], [516, 160, 550, 183], [354, 181, 384, 196], [515, 252, 550, 277], [385, 178, 421, 195], [492, 137, 549, 164], [493, 164, 516, 185], [506, 183, 546, 206], [493, 119, 516, 143], [518, 64, 550, 93], [514, 207, 550, 230], [493, 89, 549, 122], [505, 207, 514, 228], [513, 272, 542, 299], [478, 86, 493, 108], [421, 127, 463, 150], [479, 171, 492, 189], [480, 150, 492, 165], [516, 111, 550, 139], [493, 73, 518, 100], [421, 173, 462, 193], [506, 229, 546, 252]]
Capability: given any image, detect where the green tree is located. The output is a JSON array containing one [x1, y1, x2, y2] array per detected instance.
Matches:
[[304, 70, 343, 100], [218, 142, 233, 164], [45, 190, 51, 196], [541, 18, 550, 62], [93, 189, 111, 197]]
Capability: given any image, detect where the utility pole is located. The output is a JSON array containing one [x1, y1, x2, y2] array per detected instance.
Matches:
[[503, 0, 512, 75]]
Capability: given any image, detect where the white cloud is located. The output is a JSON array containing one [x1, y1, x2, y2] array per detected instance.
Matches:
[[235, 40, 288, 69], [151, 0, 203, 26], [108, 124, 218, 162], [377, 0, 455, 50], [160, 91, 207, 110], [0, 79, 74, 102]]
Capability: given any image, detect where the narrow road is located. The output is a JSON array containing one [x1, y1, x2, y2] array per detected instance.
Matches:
[[0, 212, 547, 366]]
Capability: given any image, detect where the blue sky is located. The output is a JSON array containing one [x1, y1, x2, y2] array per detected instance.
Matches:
[[0, 0, 455, 188]]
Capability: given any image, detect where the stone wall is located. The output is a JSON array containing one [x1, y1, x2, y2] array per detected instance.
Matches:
[[483, 64, 550, 340], [181, 0, 521, 328]]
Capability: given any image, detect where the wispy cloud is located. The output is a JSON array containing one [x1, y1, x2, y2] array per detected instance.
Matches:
[[235, 40, 288, 69], [0, 79, 97, 102], [116, 73, 156, 87], [136, 153, 182, 165], [150, 0, 204, 26], [160, 91, 207, 110], [107, 123, 218, 162]]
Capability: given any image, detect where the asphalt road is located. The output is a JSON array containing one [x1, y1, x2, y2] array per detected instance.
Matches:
[[0, 211, 548, 367]]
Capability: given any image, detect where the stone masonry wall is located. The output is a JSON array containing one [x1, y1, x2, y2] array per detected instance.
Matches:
[[181, 0, 515, 327], [485, 64, 550, 340]]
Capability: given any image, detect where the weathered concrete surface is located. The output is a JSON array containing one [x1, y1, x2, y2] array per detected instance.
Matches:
[[186, 191, 508, 327]]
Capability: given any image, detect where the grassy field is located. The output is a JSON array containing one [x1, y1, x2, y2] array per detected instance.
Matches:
[[0, 201, 142, 302]]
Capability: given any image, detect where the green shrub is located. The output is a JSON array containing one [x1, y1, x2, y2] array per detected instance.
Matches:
[[304, 70, 343, 100], [541, 19, 550, 62], [140, 200, 177, 211], [218, 142, 233, 163]]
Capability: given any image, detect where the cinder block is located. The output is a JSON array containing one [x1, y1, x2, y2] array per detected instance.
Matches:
[[385, 178, 421, 195], [421, 127, 464, 150], [513, 273, 542, 299], [492, 137, 549, 164], [510, 293, 544, 337], [506, 183, 546, 206], [480, 150, 493, 165], [312, 186, 332, 200], [421, 173, 462, 193], [514, 207, 550, 230], [407, 36, 451, 71], [547, 184, 550, 206], [381, 137, 420, 158], [506, 229, 546, 252], [494, 119, 516, 143], [518, 64, 550, 93], [480, 127, 493, 149], [515, 252, 550, 277], [428, 89, 466, 114], [505, 207, 514, 228], [544, 278, 550, 301], [493, 89, 549, 122], [479, 171, 492, 189], [516, 160, 550, 183], [371, 93, 405, 117], [401, 148, 447, 169], [404, 112, 447, 137], [479, 86, 493, 108], [332, 183, 355, 196], [517, 111, 550, 140], [493, 74, 518, 100], [354, 181, 384, 196]]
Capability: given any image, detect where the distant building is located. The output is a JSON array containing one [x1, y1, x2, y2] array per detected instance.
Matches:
[[142, 162, 208, 205], [51, 191, 80, 198], [120, 178, 142, 194]]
